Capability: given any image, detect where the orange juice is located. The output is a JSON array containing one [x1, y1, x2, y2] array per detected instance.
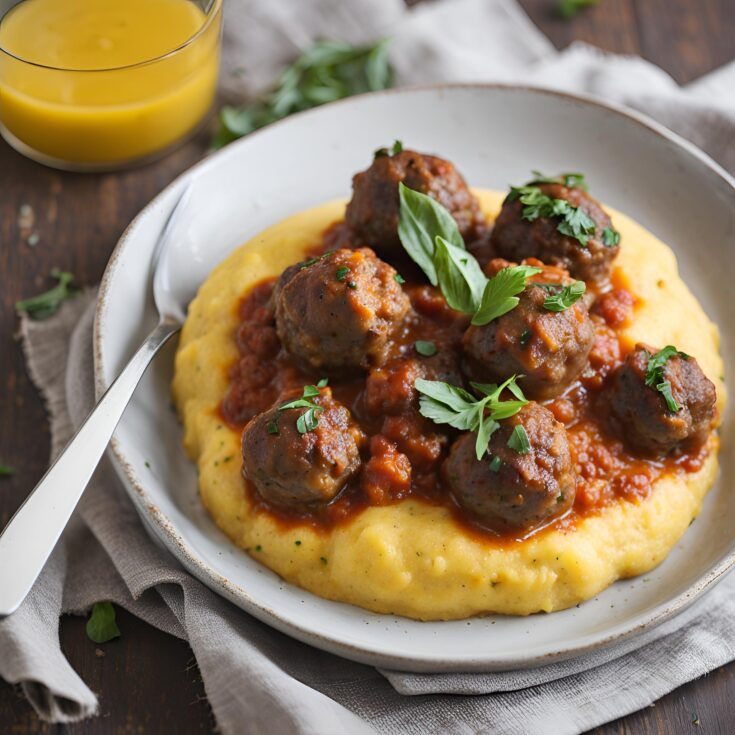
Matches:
[[0, 0, 222, 169]]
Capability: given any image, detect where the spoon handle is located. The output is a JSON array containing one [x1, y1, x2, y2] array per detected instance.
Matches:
[[0, 319, 180, 617]]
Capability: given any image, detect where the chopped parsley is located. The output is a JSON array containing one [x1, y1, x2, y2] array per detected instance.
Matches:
[[86, 602, 121, 644], [602, 226, 620, 247], [414, 340, 437, 357], [644, 346, 689, 413], [472, 265, 542, 325], [299, 251, 333, 270], [415, 375, 528, 460], [507, 425, 531, 454], [374, 139, 403, 158], [335, 265, 350, 281], [488, 455, 502, 472], [278, 383, 327, 434], [541, 280, 586, 312], [394, 273, 406, 284], [267, 421, 279, 435], [507, 181, 597, 247], [15, 269, 77, 320], [530, 171, 588, 191], [0, 464, 16, 477]]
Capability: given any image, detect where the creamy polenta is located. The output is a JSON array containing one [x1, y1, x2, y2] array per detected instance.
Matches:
[[172, 190, 725, 620]]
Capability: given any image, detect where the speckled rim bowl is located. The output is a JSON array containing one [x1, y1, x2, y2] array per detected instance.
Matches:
[[93, 84, 735, 672]]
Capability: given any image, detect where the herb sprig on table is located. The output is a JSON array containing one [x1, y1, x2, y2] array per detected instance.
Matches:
[[397, 180, 585, 324], [415, 376, 528, 460], [15, 269, 77, 320], [558, 0, 601, 19], [86, 601, 121, 644], [215, 39, 394, 148], [645, 346, 689, 413]]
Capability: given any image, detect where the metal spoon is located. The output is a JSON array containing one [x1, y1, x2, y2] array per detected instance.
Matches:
[[0, 182, 196, 616]]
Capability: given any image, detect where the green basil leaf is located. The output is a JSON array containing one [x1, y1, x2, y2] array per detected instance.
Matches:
[[397, 183, 463, 286], [472, 265, 542, 326], [86, 601, 121, 644], [433, 236, 487, 314]]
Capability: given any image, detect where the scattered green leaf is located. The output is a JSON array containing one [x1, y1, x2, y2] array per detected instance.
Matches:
[[542, 280, 586, 312], [278, 384, 326, 434], [15, 269, 77, 320], [507, 425, 531, 454], [602, 226, 620, 247], [86, 602, 120, 644], [558, 0, 600, 20], [394, 273, 406, 284], [530, 171, 588, 191], [335, 265, 350, 281], [488, 455, 502, 472], [215, 39, 394, 147], [0, 464, 16, 477], [644, 346, 689, 413], [267, 420, 279, 435], [472, 265, 542, 325], [433, 236, 488, 314], [374, 139, 404, 158], [414, 340, 437, 357]]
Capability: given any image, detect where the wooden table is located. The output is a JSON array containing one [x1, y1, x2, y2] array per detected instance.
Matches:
[[1, 1, 734, 732]]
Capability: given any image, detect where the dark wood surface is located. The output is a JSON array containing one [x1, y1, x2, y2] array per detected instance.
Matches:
[[1, 0, 734, 732]]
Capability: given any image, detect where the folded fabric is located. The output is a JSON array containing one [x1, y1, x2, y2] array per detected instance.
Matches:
[[2, 1, 734, 733]]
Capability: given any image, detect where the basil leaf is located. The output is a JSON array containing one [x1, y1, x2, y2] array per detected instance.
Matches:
[[507, 425, 531, 454], [472, 265, 542, 326], [317, 378, 329, 387], [488, 455, 502, 472], [433, 237, 487, 314], [397, 183, 463, 286], [543, 280, 586, 312], [86, 601, 121, 644]]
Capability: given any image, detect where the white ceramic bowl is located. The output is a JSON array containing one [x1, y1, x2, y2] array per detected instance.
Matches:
[[94, 85, 735, 672]]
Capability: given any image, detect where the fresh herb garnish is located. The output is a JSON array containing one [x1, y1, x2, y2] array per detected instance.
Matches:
[[215, 39, 394, 148], [15, 269, 77, 320], [394, 273, 406, 284], [530, 171, 588, 191], [472, 265, 542, 325], [0, 464, 16, 477], [278, 384, 326, 434], [602, 226, 620, 247], [558, 0, 600, 19], [508, 181, 597, 246], [507, 425, 531, 454], [317, 378, 329, 388], [415, 376, 528, 460], [374, 139, 403, 158], [541, 280, 586, 312], [519, 329, 532, 348], [414, 340, 437, 357], [299, 251, 333, 270], [397, 182, 463, 286], [644, 346, 689, 413], [266, 421, 279, 435], [335, 266, 350, 282], [433, 236, 488, 314], [86, 602, 121, 644], [488, 455, 502, 472]]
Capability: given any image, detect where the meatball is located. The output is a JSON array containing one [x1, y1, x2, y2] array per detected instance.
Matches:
[[345, 148, 483, 254], [443, 403, 576, 532], [490, 181, 618, 286], [603, 344, 717, 455], [462, 260, 595, 400], [274, 248, 410, 372], [242, 387, 365, 507]]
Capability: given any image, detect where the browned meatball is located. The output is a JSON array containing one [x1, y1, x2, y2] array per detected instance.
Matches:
[[345, 149, 483, 254], [462, 260, 594, 400], [242, 387, 365, 507], [491, 181, 618, 286], [274, 248, 410, 372], [443, 403, 576, 532], [603, 344, 717, 455]]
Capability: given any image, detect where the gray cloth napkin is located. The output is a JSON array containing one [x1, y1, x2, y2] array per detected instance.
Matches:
[[2, 1, 735, 733]]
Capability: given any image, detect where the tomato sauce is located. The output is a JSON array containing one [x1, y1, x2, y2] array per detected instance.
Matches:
[[220, 227, 710, 545]]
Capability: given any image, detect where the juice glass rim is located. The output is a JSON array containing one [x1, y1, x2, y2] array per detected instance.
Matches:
[[0, 0, 223, 73]]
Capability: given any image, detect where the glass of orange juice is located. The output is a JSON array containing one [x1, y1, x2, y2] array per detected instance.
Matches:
[[0, 0, 222, 171]]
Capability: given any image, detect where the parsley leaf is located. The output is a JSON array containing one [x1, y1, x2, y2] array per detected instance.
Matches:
[[375, 139, 404, 158], [215, 39, 394, 147], [278, 384, 326, 433], [559, 0, 600, 20], [15, 269, 77, 320], [335, 266, 350, 281], [0, 464, 16, 477], [394, 273, 406, 284], [507, 425, 531, 454], [644, 346, 689, 413], [472, 265, 542, 326], [397, 182, 463, 286], [414, 340, 437, 357], [433, 236, 487, 314], [530, 171, 589, 191], [415, 376, 528, 460], [86, 601, 121, 644], [542, 280, 586, 312], [508, 181, 597, 246], [488, 455, 502, 472], [602, 227, 620, 247]]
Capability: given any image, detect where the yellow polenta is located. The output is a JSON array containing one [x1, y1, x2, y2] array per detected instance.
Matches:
[[172, 191, 726, 620]]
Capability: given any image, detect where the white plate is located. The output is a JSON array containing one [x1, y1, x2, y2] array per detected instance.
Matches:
[[94, 85, 735, 672]]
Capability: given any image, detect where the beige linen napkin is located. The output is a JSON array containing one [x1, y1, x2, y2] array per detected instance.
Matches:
[[2, 1, 735, 733]]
